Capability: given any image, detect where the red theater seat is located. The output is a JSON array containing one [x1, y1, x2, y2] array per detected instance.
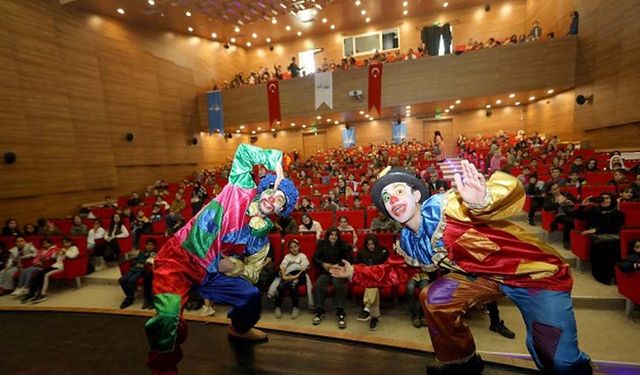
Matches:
[[580, 185, 616, 200], [366, 207, 380, 228], [308, 211, 334, 230], [336, 209, 365, 230], [281, 234, 318, 299], [584, 172, 611, 185], [621, 201, 640, 227], [50, 218, 72, 235], [615, 229, 640, 316]]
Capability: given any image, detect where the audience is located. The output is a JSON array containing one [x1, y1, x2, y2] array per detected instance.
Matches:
[[369, 212, 402, 233], [543, 182, 577, 249], [0, 237, 37, 296], [618, 240, 640, 273], [354, 235, 389, 331], [103, 214, 130, 262], [70, 215, 88, 236], [26, 237, 80, 304], [118, 238, 157, 309], [274, 239, 309, 320], [298, 214, 323, 240], [2, 218, 21, 237]]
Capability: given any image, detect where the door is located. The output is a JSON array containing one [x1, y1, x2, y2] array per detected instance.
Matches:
[[302, 131, 327, 160], [423, 119, 454, 159]]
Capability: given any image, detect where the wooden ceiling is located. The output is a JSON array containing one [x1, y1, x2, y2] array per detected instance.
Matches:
[[63, 0, 490, 47]]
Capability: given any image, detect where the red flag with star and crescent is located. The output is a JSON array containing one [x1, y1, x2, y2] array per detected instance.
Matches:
[[266, 79, 282, 126], [368, 63, 383, 114]]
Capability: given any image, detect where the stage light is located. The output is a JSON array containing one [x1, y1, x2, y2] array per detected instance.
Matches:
[[240, 125, 245, 129], [117, 8, 125, 14], [257, 127, 262, 131], [455, 99, 461, 104], [547, 89, 554, 94], [185, 11, 192, 17], [509, 93, 515, 98], [316, 115, 322, 120], [445, 109, 450, 113]]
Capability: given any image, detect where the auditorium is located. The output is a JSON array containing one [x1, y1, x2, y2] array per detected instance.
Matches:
[[1, 0, 640, 374]]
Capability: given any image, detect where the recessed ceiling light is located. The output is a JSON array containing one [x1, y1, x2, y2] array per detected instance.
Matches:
[[240, 125, 245, 129], [211, 32, 217, 39], [486, 104, 491, 109], [405, 105, 411, 109], [187, 26, 194, 32], [147, 0, 155, 5], [326, 119, 331, 123], [449, 105, 454, 109], [302, 125, 307, 128], [271, 17, 277, 24], [403, 10, 408, 15], [445, 109, 450, 113], [322, 18, 328, 23], [547, 89, 554, 94], [365, 17, 371, 22], [496, 99, 502, 104], [290, 122, 296, 127], [361, 9, 366, 15], [508, 93, 515, 98], [185, 11, 192, 17], [230, 37, 236, 43], [252, 33, 257, 38], [443, 2, 449, 7], [529, 96, 536, 101], [235, 130, 241, 133], [246, 42, 252, 47], [334, 120, 339, 124], [251, 130, 256, 134], [234, 26, 240, 33], [257, 127, 262, 131], [515, 101, 521, 106], [355, 0, 361, 6], [330, 24, 336, 30], [266, 37, 272, 43], [285, 25, 291, 31], [455, 99, 461, 104], [316, 115, 322, 120], [271, 128, 276, 132], [280, 3, 287, 9], [359, 110, 365, 115], [365, 114, 370, 117], [296, 31, 302, 37], [117, 8, 125, 14], [403, 1, 408, 6]]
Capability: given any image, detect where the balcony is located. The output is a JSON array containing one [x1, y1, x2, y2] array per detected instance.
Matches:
[[208, 36, 577, 130]]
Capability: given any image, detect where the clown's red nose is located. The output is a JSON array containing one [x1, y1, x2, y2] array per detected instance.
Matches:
[[390, 195, 399, 204]]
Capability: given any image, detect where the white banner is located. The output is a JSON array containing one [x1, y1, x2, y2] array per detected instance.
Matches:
[[315, 71, 333, 110]]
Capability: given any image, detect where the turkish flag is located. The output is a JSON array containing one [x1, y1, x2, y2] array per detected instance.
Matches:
[[368, 63, 383, 114], [266, 79, 282, 125]]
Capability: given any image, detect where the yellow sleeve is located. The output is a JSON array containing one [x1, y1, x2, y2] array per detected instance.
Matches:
[[444, 172, 525, 222], [226, 244, 269, 284]]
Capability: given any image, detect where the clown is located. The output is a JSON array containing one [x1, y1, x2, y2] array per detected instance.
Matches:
[[145, 144, 298, 374], [331, 161, 592, 375]]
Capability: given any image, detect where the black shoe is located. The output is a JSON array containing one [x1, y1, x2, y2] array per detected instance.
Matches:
[[357, 309, 371, 322], [312, 312, 325, 325], [528, 219, 535, 226], [420, 317, 429, 327], [490, 320, 516, 339], [20, 294, 35, 304], [426, 354, 484, 375], [119, 298, 134, 309], [411, 315, 422, 328], [563, 241, 571, 250], [142, 300, 154, 310], [337, 314, 347, 329], [369, 317, 379, 331]]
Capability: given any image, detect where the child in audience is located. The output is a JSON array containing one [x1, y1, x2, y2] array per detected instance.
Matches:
[[19, 238, 59, 303], [103, 213, 130, 262], [27, 237, 80, 304], [1, 237, 37, 296], [337, 216, 358, 249], [274, 239, 309, 319], [354, 235, 388, 331], [618, 240, 640, 272], [2, 218, 21, 237], [131, 210, 150, 249], [118, 238, 157, 309]]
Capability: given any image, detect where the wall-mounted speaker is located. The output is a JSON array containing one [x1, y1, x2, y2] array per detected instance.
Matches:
[[249, 135, 258, 143], [189, 137, 198, 145], [125, 132, 134, 142], [4, 152, 16, 165], [485, 108, 493, 117], [576, 94, 594, 105], [485, 4, 491, 12]]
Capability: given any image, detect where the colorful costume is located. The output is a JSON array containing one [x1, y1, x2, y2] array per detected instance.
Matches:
[[353, 170, 592, 374], [145, 144, 298, 374]]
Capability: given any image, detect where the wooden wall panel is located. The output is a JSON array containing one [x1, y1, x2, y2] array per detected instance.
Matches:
[[525, 0, 576, 37]]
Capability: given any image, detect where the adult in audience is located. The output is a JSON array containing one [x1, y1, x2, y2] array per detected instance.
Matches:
[[190, 182, 208, 215], [568, 10, 580, 35], [103, 213, 130, 261], [337, 215, 358, 248], [526, 174, 545, 226], [170, 192, 186, 215], [2, 218, 21, 237], [274, 239, 309, 319], [155, 195, 171, 211], [0, 236, 37, 296], [354, 234, 388, 331], [150, 205, 164, 223], [576, 193, 625, 284], [22, 223, 37, 237], [433, 131, 446, 162], [298, 213, 323, 240], [38, 218, 61, 237], [299, 197, 315, 212], [70, 215, 88, 236], [102, 195, 118, 209], [617, 240, 640, 272], [336, 178, 354, 198], [426, 170, 449, 196], [586, 158, 599, 172], [131, 210, 150, 250], [570, 156, 586, 174], [548, 167, 566, 187], [128, 192, 142, 207], [609, 169, 629, 194], [257, 243, 276, 292], [27, 237, 80, 304], [369, 211, 402, 233], [312, 227, 352, 329], [543, 182, 577, 249], [567, 170, 587, 189], [516, 166, 531, 186], [119, 237, 157, 309], [287, 56, 301, 78], [632, 173, 640, 199]]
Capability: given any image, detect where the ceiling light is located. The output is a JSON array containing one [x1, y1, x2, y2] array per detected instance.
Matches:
[[445, 109, 450, 113], [187, 27, 194, 32], [296, 31, 302, 37], [455, 99, 461, 104], [246, 42, 252, 47], [316, 115, 322, 120], [116, 8, 125, 14], [185, 11, 192, 17], [252, 33, 257, 38], [496, 99, 502, 104], [266, 37, 272, 43], [211, 32, 217, 39], [359, 110, 365, 114], [280, 3, 287, 9], [257, 127, 262, 131], [529, 96, 536, 101], [515, 101, 521, 106], [234, 26, 240, 33], [271, 128, 276, 132], [547, 89, 554, 94], [230, 37, 236, 43], [361, 9, 366, 15], [405, 105, 411, 109], [302, 125, 307, 128], [290, 122, 296, 127], [443, 2, 449, 7], [322, 18, 328, 23], [334, 120, 339, 124], [365, 17, 371, 22], [449, 105, 454, 109], [236, 130, 240, 133], [240, 125, 245, 130], [355, 0, 361, 5], [271, 17, 277, 24], [147, 0, 155, 5], [330, 24, 336, 30], [403, 10, 408, 15], [250, 130, 256, 135], [403, 1, 409, 6], [508, 93, 515, 98], [326, 119, 331, 123], [285, 25, 291, 31], [486, 104, 491, 109], [405, 113, 410, 117]]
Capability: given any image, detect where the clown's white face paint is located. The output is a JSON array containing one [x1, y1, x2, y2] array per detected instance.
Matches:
[[259, 188, 286, 215], [381, 182, 420, 224]]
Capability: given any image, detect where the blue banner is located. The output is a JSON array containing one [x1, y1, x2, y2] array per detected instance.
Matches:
[[207, 91, 224, 134], [342, 127, 355, 148], [392, 122, 407, 144]]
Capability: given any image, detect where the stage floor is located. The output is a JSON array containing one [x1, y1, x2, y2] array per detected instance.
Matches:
[[1, 311, 537, 375]]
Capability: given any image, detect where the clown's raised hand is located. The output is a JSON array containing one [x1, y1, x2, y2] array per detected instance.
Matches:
[[453, 160, 488, 207], [274, 162, 284, 191]]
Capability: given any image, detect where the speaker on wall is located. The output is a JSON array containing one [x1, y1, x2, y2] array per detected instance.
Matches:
[[576, 94, 593, 105], [249, 135, 258, 143], [190, 137, 198, 145], [125, 132, 134, 142], [4, 152, 16, 165]]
